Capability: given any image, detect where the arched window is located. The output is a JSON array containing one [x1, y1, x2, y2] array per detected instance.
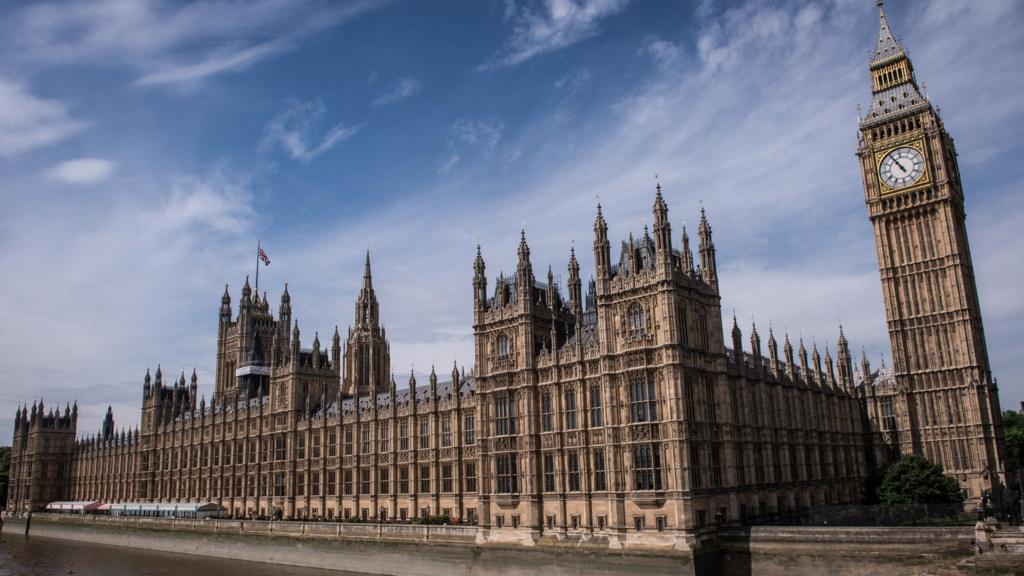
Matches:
[[628, 302, 645, 337], [497, 334, 510, 358]]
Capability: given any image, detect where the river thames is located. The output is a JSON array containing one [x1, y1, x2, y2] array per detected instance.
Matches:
[[0, 533, 358, 576]]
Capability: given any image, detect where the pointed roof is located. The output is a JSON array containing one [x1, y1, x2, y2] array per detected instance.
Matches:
[[871, 1, 905, 66], [363, 250, 373, 291]]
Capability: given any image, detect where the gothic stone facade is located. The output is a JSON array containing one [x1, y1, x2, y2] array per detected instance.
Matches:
[[6, 1, 1007, 550]]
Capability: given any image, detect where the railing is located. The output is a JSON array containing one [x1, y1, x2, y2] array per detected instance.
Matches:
[[745, 503, 976, 527], [33, 513, 479, 542]]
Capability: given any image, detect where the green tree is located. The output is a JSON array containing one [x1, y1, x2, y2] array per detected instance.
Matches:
[[0, 446, 10, 509], [877, 455, 964, 506], [1003, 410, 1024, 471]]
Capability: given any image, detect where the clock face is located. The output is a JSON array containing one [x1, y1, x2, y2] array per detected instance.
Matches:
[[879, 146, 925, 189]]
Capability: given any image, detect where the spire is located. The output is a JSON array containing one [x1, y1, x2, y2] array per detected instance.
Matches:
[[517, 228, 533, 287], [681, 225, 693, 274], [697, 207, 717, 289], [220, 284, 232, 321], [871, 1, 905, 66], [750, 321, 762, 359], [593, 203, 611, 281], [363, 250, 373, 292]]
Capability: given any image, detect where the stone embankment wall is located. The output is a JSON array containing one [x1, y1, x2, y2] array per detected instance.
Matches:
[[2, 515, 983, 576]]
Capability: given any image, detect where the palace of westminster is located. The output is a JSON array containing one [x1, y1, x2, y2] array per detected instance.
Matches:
[[5, 2, 1008, 549]]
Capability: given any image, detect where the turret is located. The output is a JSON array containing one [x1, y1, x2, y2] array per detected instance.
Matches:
[[783, 333, 795, 376], [567, 245, 582, 319], [593, 205, 611, 282], [798, 339, 810, 382], [102, 405, 114, 441], [698, 207, 718, 290], [220, 284, 232, 323], [429, 366, 438, 403], [143, 368, 152, 399], [279, 283, 292, 327], [836, 325, 854, 388], [313, 331, 321, 369], [408, 371, 418, 410], [240, 276, 252, 313], [824, 347, 836, 388], [860, 349, 872, 383], [291, 321, 301, 362], [730, 314, 743, 362], [516, 230, 533, 299], [332, 326, 342, 371], [652, 182, 673, 270], [812, 342, 822, 383], [681, 226, 694, 275], [768, 327, 780, 375], [473, 245, 487, 309], [750, 321, 762, 361]]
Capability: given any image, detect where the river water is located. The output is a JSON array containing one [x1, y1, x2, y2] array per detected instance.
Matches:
[[0, 533, 357, 576]]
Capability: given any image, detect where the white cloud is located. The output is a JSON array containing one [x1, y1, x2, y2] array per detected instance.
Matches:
[[479, 0, 630, 70], [0, 78, 88, 156], [49, 158, 116, 185], [372, 77, 422, 107], [1, 0, 383, 87], [262, 99, 361, 163], [439, 117, 504, 173]]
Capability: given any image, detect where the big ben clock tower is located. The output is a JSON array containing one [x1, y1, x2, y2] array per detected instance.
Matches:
[[857, 1, 1005, 500]]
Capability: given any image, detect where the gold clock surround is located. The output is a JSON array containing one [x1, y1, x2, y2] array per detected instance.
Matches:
[[875, 139, 930, 196]]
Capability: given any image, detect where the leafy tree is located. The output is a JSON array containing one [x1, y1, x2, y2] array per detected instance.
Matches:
[[877, 455, 964, 506], [1003, 410, 1024, 471], [0, 446, 10, 509]]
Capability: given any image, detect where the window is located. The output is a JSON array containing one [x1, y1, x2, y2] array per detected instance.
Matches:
[[442, 463, 453, 493], [464, 415, 476, 445], [344, 427, 354, 455], [565, 388, 577, 430], [629, 373, 657, 423], [311, 472, 320, 496], [400, 419, 409, 450], [328, 429, 338, 457], [881, 398, 897, 431], [656, 517, 667, 532], [419, 465, 430, 493], [704, 379, 717, 423], [360, 469, 371, 494], [379, 467, 389, 494], [327, 471, 337, 496], [297, 435, 306, 459], [593, 449, 607, 491], [361, 423, 371, 453], [634, 516, 644, 532], [496, 453, 518, 494], [711, 445, 723, 487], [598, 515, 607, 530], [464, 463, 477, 492], [567, 452, 580, 492], [273, 473, 285, 497], [543, 453, 556, 492], [541, 392, 553, 432], [589, 385, 603, 427], [634, 444, 662, 491], [628, 302, 645, 337], [690, 446, 702, 489], [495, 393, 516, 436], [379, 422, 389, 452], [274, 435, 286, 461], [248, 440, 256, 464], [296, 473, 306, 496], [497, 334, 511, 358], [441, 416, 452, 448], [399, 466, 410, 493], [312, 433, 321, 458], [419, 419, 430, 449], [677, 305, 689, 347], [735, 446, 747, 486], [698, 309, 710, 350]]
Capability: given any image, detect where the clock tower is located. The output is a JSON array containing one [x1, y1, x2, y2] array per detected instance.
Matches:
[[857, 1, 1005, 500]]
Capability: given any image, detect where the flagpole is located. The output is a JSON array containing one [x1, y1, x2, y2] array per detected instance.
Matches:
[[255, 240, 260, 295]]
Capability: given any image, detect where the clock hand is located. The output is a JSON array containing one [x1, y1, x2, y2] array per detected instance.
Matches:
[[894, 158, 910, 173]]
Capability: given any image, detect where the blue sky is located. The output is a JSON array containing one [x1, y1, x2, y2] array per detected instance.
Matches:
[[1, 0, 1022, 439]]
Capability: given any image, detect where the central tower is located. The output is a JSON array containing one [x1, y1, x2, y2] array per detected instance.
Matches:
[[343, 252, 391, 396], [857, 1, 1004, 499]]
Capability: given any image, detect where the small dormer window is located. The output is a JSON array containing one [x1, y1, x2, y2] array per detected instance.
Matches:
[[628, 302, 646, 338]]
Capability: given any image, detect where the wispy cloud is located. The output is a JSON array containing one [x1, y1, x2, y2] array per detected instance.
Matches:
[[439, 117, 504, 173], [478, 0, 629, 71], [1, 0, 383, 87], [262, 100, 361, 163], [372, 77, 422, 107], [49, 158, 116, 185], [0, 78, 88, 156]]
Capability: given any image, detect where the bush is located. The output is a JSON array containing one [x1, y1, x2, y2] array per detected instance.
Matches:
[[877, 455, 964, 506], [412, 514, 451, 525]]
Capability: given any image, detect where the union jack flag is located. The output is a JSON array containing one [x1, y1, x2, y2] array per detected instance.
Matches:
[[258, 247, 270, 266]]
